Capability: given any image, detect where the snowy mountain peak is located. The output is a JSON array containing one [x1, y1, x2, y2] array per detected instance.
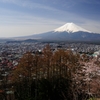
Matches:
[[54, 23, 91, 33]]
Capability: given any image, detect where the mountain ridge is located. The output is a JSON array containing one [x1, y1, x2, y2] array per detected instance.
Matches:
[[8, 22, 100, 42]]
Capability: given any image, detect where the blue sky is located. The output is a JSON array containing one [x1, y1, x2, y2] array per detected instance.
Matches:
[[0, 0, 100, 37]]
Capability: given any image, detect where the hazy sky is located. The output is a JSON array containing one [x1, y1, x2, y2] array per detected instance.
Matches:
[[0, 0, 100, 37]]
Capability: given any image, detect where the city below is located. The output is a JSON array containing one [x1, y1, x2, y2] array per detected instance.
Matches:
[[0, 41, 100, 99]]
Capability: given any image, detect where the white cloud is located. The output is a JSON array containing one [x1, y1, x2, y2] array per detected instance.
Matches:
[[0, 0, 58, 12]]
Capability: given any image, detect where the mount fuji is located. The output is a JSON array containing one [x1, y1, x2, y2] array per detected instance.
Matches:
[[54, 23, 91, 33], [17, 23, 100, 42]]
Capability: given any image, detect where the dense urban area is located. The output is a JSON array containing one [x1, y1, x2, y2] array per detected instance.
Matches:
[[0, 41, 100, 100]]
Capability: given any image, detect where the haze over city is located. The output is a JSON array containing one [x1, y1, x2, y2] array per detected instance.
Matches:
[[0, 0, 100, 37]]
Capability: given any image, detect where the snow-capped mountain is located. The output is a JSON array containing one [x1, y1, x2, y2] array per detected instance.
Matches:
[[54, 23, 91, 33], [14, 23, 100, 42]]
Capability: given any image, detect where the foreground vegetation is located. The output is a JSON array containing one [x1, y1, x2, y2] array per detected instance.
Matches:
[[1, 45, 99, 100]]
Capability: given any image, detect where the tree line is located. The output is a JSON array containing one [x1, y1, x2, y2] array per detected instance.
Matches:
[[11, 44, 100, 100]]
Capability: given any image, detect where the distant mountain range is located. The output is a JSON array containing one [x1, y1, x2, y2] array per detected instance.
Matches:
[[24, 23, 100, 42], [1, 23, 100, 43], [6, 39, 38, 43]]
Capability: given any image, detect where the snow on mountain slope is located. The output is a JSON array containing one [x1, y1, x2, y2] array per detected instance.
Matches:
[[54, 23, 91, 33]]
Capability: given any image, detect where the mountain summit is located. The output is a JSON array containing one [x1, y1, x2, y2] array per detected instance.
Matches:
[[15, 22, 100, 42], [54, 23, 91, 33]]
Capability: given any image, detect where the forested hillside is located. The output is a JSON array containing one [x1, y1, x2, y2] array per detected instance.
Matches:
[[11, 45, 100, 100]]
